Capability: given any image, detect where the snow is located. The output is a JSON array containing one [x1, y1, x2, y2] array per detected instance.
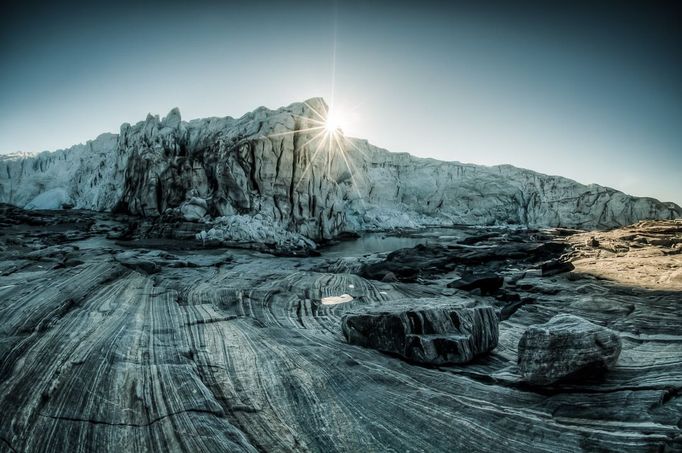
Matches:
[[321, 294, 353, 305]]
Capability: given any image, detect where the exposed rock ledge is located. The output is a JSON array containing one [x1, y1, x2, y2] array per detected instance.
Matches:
[[341, 298, 499, 365], [1, 208, 681, 452], [1, 98, 680, 252]]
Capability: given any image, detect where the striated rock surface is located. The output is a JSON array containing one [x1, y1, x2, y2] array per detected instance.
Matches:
[[518, 314, 622, 385], [341, 299, 499, 365], [1, 99, 680, 251], [1, 208, 681, 451]]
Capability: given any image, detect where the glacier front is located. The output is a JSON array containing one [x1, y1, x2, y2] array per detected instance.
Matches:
[[1, 98, 680, 248]]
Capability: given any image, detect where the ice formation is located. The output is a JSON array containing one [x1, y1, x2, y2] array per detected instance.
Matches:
[[1, 98, 680, 248]]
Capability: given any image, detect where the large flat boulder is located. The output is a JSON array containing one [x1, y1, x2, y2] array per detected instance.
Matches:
[[518, 314, 622, 385], [341, 299, 499, 365]]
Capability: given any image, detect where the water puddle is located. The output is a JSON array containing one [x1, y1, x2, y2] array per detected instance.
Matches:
[[320, 227, 470, 258]]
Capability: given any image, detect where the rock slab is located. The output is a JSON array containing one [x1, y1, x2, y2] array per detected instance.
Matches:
[[341, 299, 499, 365], [518, 314, 622, 385]]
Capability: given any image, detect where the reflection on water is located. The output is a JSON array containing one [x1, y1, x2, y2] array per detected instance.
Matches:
[[321, 228, 469, 258], [74, 224, 477, 260]]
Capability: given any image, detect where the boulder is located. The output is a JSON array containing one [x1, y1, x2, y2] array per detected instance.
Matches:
[[381, 271, 398, 283], [341, 299, 499, 365], [448, 272, 503, 295], [518, 314, 622, 385]]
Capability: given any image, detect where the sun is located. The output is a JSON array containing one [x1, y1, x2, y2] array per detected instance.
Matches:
[[324, 108, 342, 133], [264, 99, 366, 203]]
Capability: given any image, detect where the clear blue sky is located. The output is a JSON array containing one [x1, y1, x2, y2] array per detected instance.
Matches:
[[1, 1, 680, 204]]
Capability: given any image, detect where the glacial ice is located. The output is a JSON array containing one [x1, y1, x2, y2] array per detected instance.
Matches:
[[197, 214, 317, 251], [25, 188, 72, 210], [1, 98, 680, 250]]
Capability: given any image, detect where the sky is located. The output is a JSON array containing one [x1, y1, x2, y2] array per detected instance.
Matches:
[[1, 0, 680, 204]]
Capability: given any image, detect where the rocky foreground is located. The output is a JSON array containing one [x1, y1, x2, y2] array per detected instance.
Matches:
[[0, 206, 681, 452]]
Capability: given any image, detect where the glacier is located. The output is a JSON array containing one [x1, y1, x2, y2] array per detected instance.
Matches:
[[1, 98, 680, 249]]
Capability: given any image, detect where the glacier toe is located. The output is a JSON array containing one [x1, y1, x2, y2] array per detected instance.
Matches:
[[1, 98, 679, 249]]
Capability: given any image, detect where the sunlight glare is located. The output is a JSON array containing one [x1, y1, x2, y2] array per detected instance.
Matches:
[[325, 108, 342, 132]]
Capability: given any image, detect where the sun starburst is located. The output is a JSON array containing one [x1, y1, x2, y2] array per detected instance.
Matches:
[[264, 101, 364, 205]]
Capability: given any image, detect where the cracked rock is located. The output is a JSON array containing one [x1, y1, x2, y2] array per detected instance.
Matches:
[[341, 299, 499, 365]]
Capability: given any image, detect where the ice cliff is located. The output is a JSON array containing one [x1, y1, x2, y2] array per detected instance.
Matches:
[[1, 98, 680, 246]]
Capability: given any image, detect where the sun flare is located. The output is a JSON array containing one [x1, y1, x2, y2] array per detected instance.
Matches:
[[325, 109, 342, 132], [265, 100, 365, 205]]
